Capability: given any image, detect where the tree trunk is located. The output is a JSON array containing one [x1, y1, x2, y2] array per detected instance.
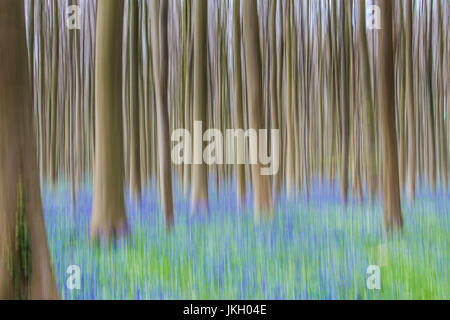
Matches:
[[405, 0, 416, 204], [359, 0, 377, 201], [378, 0, 403, 232], [90, 0, 128, 242], [0, 0, 58, 299], [243, 0, 273, 221], [284, 0, 295, 200], [129, 0, 141, 200], [232, 0, 246, 207], [269, 0, 280, 200], [190, 0, 209, 215], [150, 0, 174, 228], [49, 1, 58, 185], [340, 0, 349, 205]]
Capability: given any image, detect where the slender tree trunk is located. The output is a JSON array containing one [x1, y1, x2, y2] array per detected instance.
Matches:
[[129, 0, 141, 200], [359, 0, 377, 201], [405, 0, 416, 204], [269, 0, 280, 200], [427, 1, 437, 191], [243, 0, 273, 221], [340, 0, 349, 205], [378, 0, 403, 232], [190, 0, 209, 215], [150, 0, 174, 228], [90, 0, 128, 242], [284, 0, 295, 200], [232, 0, 246, 207]]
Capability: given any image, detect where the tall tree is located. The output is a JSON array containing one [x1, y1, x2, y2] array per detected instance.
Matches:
[[0, 0, 58, 299], [405, 0, 416, 203], [378, 0, 403, 232], [129, 0, 142, 200], [358, 0, 377, 201], [243, 0, 273, 221], [48, 1, 59, 185], [284, 0, 295, 200], [426, 1, 436, 191], [190, 0, 209, 215], [232, 0, 246, 207], [340, 0, 350, 205], [268, 0, 280, 199], [150, 0, 174, 228], [90, 0, 128, 241]]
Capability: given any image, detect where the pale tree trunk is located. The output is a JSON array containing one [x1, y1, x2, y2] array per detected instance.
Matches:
[[129, 0, 141, 200], [284, 0, 295, 200], [182, 0, 193, 197], [340, 0, 349, 205], [426, 1, 436, 191], [437, 0, 447, 189], [190, 0, 209, 215], [378, 0, 403, 232], [232, 0, 246, 207], [183, 39, 193, 197], [243, 0, 273, 221], [405, 0, 416, 204], [269, 0, 280, 200], [49, 1, 58, 185], [0, 0, 58, 299], [150, 0, 174, 228], [358, 0, 377, 202], [301, 1, 311, 200], [90, 0, 128, 241]]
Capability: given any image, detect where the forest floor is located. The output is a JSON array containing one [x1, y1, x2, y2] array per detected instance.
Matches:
[[43, 178, 449, 299]]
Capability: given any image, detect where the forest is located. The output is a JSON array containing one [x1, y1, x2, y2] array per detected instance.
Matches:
[[0, 0, 449, 300]]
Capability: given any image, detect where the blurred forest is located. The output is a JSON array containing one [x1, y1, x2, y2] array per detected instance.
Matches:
[[0, 0, 449, 299]]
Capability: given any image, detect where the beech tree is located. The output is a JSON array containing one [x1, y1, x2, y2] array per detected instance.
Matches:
[[90, 0, 128, 241], [378, 0, 403, 232], [150, 0, 174, 228], [243, 0, 273, 220], [190, 0, 209, 215], [0, 0, 58, 299]]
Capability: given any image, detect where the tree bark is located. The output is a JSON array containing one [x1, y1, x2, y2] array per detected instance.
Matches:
[[129, 0, 141, 200], [269, 0, 280, 200], [378, 0, 403, 232], [0, 0, 58, 299], [232, 0, 246, 207], [150, 0, 174, 228], [90, 0, 128, 241], [405, 0, 416, 204], [190, 0, 209, 215], [359, 0, 377, 202], [243, 0, 273, 221]]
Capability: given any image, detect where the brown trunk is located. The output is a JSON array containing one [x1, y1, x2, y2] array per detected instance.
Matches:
[[378, 0, 403, 232], [243, 0, 273, 221], [190, 0, 209, 215], [405, 0, 416, 203], [129, 0, 141, 200], [0, 0, 58, 299], [150, 0, 174, 228], [90, 0, 128, 241], [269, 0, 280, 200], [232, 0, 246, 207]]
